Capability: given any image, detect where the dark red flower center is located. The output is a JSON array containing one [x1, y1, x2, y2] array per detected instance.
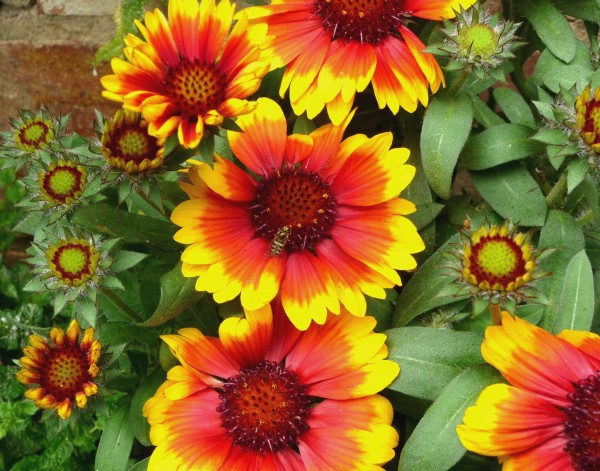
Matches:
[[468, 235, 526, 289], [109, 127, 159, 164], [250, 166, 338, 254], [312, 0, 409, 44], [17, 118, 54, 149], [216, 360, 311, 453], [41, 165, 85, 203], [39, 346, 92, 402], [563, 370, 600, 470], [165, 59, 226, 119], [581, 98, 600, 146]]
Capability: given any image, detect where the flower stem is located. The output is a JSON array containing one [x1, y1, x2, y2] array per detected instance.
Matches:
[[489, 303, 502, 325], [577, 210, 596, 226], [447, 69, 469, 96], [99, 286, 143, 323], [545, 172, 568, 207]]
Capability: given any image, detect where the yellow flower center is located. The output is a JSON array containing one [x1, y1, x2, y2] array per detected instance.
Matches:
[[48, 169, 76, 195], [40, 346, 91, 402], [46, 239, 99, 286], [251, 166, 338, 254], [217, 360, 310, 453], [165, 60, 226, 119], [313, 0, 405, 44], [475, 240, 518, 278], [117, 129, 152, 162], [563, 371, 600, 470], [15, 117, 54, 151], [458, 24, 499, 59], [39, 162, 86, 205]]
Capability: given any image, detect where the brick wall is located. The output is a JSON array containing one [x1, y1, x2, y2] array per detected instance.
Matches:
[[0, 0, 120, 136]]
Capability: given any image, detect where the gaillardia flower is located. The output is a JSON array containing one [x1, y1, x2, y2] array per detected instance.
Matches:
[[171, 98, 423, 329], [14, 115, 55, 152], [244, 0, 477, 124], [17, 319, 101, 420], [457, 312, 600, 470], [101, 110, 165, 173], [46, 238, 100, 287], [144, 304, 399, 470], [101, 0, 270, 148], [38, 160, 87, 205], [459, 222, 539, 302], [575, 86, 600, 154]]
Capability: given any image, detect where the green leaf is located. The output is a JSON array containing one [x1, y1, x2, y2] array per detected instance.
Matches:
[[554, 0, 600, 23], [127, 458, 150, 471], [293, 114, 316, 135], [407, 202, 445, 230], [470, 164, 547, 226], [100, 322, 159, 346], [398, 365, 503, 471], [461, 124, 544, 170], [386, 327, 484, 400], [129, 368, 166, 447], [110, 251, 149, 273], [567, 159, 589, 194], [393, 235, 470, 327], [95, 402, 135, 471], [521, 0, 576, 63], [537, 210, 586, 330], [421, 93, 473, 199], [470, 95, 506, 129], [141, 263, 204, 327], [530, 128, 570, 146], [73, 203, 179, 250], [492, 88, 535, 128], [552, 250, 594, 333]]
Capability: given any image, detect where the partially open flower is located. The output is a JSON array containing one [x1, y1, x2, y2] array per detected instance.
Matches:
[[575, 86, 600, 154], [16, 319, 101, 420], [14, 115, 55, 152], [434, 5, 523, 80], [38, 160, 87, 206], [101, 110, 165, 173], [457, 221, 541, 303], [45, 238, 100, 287]]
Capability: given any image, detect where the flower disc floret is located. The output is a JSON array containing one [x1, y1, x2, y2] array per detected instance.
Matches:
[[45, 238, 100, 287], [38, 160, 86, 205], [101, 0, 270, 148], [461, 223, 536, 297], [144, 304, 400, 470], [16, 319, 101, 420], [244, 0, 478, 124], [14, 116, 54, 152], [102, 110, 165, 173], [458, 312, 600, 470], [576, 86, 600, 154], [171, 98, 424, 329]]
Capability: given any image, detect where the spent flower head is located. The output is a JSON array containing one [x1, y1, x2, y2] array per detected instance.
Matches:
[[16, 319, 102, 420], [432, 5, 523, 81]]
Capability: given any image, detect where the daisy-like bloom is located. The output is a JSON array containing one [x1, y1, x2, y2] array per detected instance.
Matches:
[[459, 221, 539, 302], [575, 86, 600, 154], [171, 98, 423, 329], [144, 303, 399, 470], [45, 238, 100, 287], [101, 0, 270, 149], [38, 160, 87, 205], [457, 312, 600, 470], [101, 110, 165, 173], [16, 319, 101, 420], [14, 115, 55, 152], [243, 0, 477, 125]]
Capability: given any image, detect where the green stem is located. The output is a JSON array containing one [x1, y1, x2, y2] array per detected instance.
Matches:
[[99, 286, 143, 323], [577, 210, 596, 226], [447, 69, 469, 96], [545, 172, 568, 207]]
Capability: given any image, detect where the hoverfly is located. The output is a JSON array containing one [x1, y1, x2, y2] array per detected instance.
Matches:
[[270, 225, 292, 256]]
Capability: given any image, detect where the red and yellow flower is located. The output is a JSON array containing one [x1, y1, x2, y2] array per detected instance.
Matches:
[[171, 97, 423, 330], [576, 86, 600, 154], [101, 0, 270, 148], [244, 0, 478, 124], [144, 303, 399, 470], [16, 319, 101, 420], [101, 110, 165, 173], [457, 312, 600, 470], [38, 160, 87, 205]]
